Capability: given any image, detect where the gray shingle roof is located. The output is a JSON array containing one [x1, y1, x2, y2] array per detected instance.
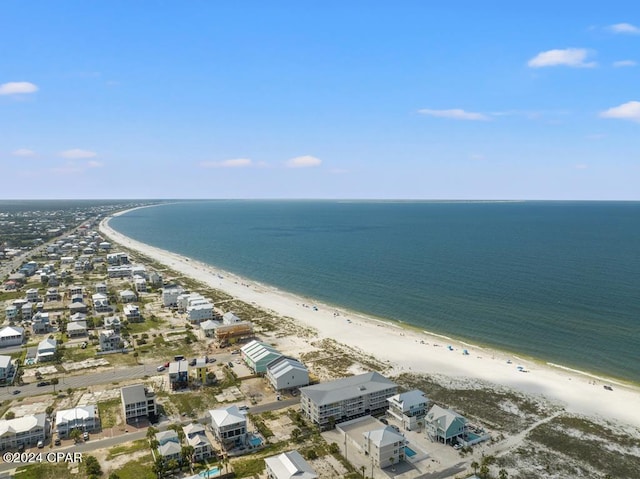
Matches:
[[300, 372, 396, 406]]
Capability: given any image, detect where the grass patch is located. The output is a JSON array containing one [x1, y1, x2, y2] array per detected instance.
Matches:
[[395, 372, 549, 432], [61, 346, 96, 362], [98, 398, 121, 428], [166, 390, 218, 416], [14, 462, 72, 479], [126, 318, 166, 334], [230, 457, 265, 477], [527, 415, 640, 479], [107, 439, 149, 460], [112, 453, 156, 479]]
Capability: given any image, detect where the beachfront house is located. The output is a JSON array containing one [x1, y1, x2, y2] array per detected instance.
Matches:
[[209, 406, 247, 448], [240, 340, 283, 374], [387, 389, 429, 431], [55, 406, 99, 438], [182, 424, 214, 462], [155, 430, 179, 446], [161, 285, 184, 307], [299, 372, 398, 430], [187, 303, 214, 324], [264, 450, 318, 479], [363, 425, 407, 469], [200, 319, 217, 337], [222, 311, 241, 325], [158, 441, 182, 463], [425, 405, 467, 444], [266, 356, 309, 391]]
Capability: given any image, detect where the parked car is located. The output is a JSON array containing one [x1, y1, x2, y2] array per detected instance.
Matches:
[[189, 359, 196, 366], [37, 440, 44, 448], [37, 381, 51, 387], [156, 365, 165, 372], [83, 432, 89, 440], [231, 350, 240, 355], [227, 362, 234, 367], [12, 390, 20, 395], [207, 357, 217, 363], [164, 362, 170, 368], [54, 438, 61, 446]]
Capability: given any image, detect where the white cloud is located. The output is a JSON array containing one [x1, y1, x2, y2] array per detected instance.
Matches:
[[286, 155, 322, 168], [200, 158, 253, 168], [599, 101, 640, 122], [0, 81, 39, 95], [11, 148, 37, 157], [608, 23, 640, 34], [87, 160, 103, 168], [613, 60, 637, 67], [58, 149, 98, 159], [527, 48, 596, 68], [418, 108, 489, 121]]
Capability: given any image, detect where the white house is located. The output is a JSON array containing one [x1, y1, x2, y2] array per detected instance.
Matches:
[[387, 390, 429, 431], [264, 450, 318, 479], [0, 326, 24, 348], [67, 321, 88, 337], [134, 276, 147, 293], [209, 406, 247, 448], [31, 312, 50, 333], [362, 425, 407, 469], [104, 316, 122, 332], [0, 356, 15, 383], [92, 293, 111, 313], [158, 441, 182, 463], [199, 320, 218, 337], [124, 304, 141, 321], [95, 283, 108, 294], [119, 290, 137, 303], [55, 406, 99, 438], [4, 305, 18, 322], [161, 285, 184, 307], [222, 312, 241, 325], [155, 430, 179, 446], [187, 303, 214, 324], [25, 288, 39, 302], [266, 357, 309, 391], [0, 414, 47, 451], [36, 338, 57, 362]]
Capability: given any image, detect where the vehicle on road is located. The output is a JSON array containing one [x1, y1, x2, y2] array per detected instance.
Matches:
[[37, 381, 51, 387], [83, 432, 89, 440], [12, 390, 20, 395], [164, 362, 170, 368], [54, 438, 61, 446]]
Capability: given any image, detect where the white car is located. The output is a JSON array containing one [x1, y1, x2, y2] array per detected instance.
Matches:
[[156, 365, 165, 372]]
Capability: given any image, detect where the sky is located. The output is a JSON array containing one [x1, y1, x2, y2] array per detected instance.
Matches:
[[1, 1, 639, 200]]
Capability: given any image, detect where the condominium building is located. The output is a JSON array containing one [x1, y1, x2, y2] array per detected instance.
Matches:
[[0, 414, 47, 451], [300, 372, 398, 429], [55, 406, 99, 438]]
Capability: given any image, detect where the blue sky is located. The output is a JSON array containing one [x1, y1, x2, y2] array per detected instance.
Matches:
[[1, 1, 639, 199]]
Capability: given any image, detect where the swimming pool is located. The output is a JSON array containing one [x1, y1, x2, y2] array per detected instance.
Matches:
[[198, 466, 220, 478], [249, 436, 262, 447], [404, 446, 417, 457]]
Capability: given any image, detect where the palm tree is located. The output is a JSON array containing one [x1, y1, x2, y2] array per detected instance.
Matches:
[[70, 428, 82, 444], [146, 426, 159, 440], [361, 465, 366, 478], [471, 460, 479, 475], [152, 457, 166, 479], [498, 469, 509, 479], [181, 445, 195, 464], [479, 464, 490, 478], [51, 377, 59, 392]]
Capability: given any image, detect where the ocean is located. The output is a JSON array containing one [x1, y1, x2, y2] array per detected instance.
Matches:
[[109, 200, 640, 383]]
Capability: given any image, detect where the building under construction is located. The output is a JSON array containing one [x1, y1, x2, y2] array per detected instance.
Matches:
[[214, 321, 254, 346]]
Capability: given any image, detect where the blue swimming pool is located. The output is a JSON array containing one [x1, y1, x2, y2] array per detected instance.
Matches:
[[198, 467, 220, 478], [249, 437, 262, 447], [404, 446, 417, 457]]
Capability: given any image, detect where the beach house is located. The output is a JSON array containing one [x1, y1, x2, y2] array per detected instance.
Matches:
[[55, 406, 99, 438], [266, 356, 309, 391], [161, 284, 184, 307], [183, 424, 213, 462], [168, 360, 189, 390], [299, 372, 398, 430], [264, 450, 318, 479], [36, 338, 57, 362], [425, 405, 467, 444], [209, 406, 247, 448], [120, 384, 157, 424], [240, 340, 282, 374], [0, 356, 15, 384], [387, 389, 429, 431], [99, 329, 122, 351], [362, 425, 407, 468], [0, 414, 47, 451]]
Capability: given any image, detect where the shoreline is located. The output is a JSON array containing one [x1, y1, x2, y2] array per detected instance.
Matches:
[[99, 209, 640, 428]]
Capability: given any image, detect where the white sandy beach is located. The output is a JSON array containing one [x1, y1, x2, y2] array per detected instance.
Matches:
[[100, 211, 640, 429]]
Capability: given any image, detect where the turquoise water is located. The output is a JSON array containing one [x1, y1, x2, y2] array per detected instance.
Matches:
[[198, 467, 220, 478], [110, 200, 640, 383], [404, 446, 417, 457], [249, 437, 262, 447]]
